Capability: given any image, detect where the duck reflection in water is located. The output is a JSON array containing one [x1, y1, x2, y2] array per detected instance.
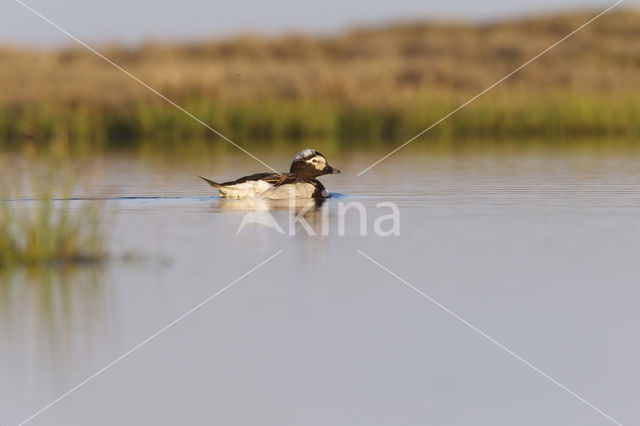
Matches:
[[216, 197, 327, 235]]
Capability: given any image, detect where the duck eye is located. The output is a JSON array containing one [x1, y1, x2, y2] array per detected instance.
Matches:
[[311, 158, 318, 164]]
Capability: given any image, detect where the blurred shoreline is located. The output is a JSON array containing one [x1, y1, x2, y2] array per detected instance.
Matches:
[[1, 9, 639, 149]]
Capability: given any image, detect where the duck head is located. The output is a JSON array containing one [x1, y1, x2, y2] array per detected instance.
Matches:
[[289, 149, 340, 179]]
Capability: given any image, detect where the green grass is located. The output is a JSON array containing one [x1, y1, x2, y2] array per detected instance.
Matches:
[[1, 95, 638, 150], [0, 155, 106, 267]]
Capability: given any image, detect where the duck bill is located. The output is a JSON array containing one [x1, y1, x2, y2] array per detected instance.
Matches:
[[323, 165, 341, 175]]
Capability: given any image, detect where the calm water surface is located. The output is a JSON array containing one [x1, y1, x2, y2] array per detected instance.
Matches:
[[1, 144, 639, 425]]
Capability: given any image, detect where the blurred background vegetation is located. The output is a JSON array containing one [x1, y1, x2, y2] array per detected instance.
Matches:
[[0, 9, 639, 149]]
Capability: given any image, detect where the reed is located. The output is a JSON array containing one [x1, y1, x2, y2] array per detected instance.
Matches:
[[0, 149, 106, 266]]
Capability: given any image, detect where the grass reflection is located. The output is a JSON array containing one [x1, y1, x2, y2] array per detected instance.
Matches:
[[0, 264, 110, 386]]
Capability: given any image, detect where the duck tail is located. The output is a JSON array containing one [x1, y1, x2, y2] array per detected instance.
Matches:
[[198, 175, 222, 188]]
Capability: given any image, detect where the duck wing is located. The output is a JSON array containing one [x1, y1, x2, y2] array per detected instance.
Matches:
[[224, 173, 312, 186], [257, 173, 312, 186], [198, 173, 279, 188], [221, 173, 280, 186], [255, 173, 327, 198]]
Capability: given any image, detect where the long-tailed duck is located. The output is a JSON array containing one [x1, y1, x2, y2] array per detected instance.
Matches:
[[199, 149, 340, 199]]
